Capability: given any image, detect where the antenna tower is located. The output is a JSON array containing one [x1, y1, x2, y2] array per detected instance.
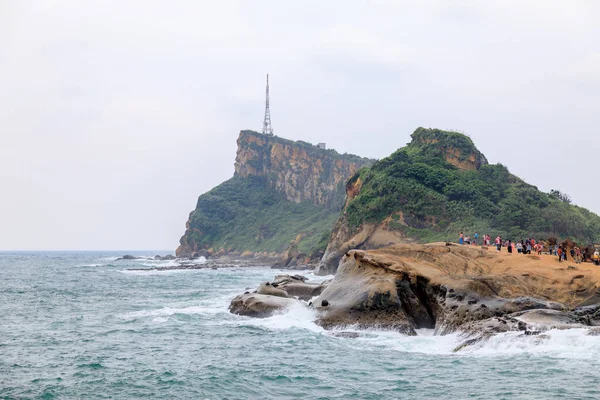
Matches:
[[262, 74, 273, 135]]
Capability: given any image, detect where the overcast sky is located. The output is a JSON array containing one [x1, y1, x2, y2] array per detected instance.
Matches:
[[1, 1, 599, 250]]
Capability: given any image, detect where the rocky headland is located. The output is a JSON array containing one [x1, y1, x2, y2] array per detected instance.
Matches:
[[176, 130, 372, 266], [230, 243, 600, 350]]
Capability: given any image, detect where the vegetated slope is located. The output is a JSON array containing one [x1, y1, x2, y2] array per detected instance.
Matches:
[[316, 127, 600, 274], [177, 176, 338, 256], [177, 130, 372, 260]]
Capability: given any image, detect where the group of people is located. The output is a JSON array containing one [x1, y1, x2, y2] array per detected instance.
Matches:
[[458, 231, 600, 265], [556, 245, 584, 263]]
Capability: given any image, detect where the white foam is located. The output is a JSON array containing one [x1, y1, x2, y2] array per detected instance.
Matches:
[[120, 305, 225, 320], [118, 269, 197, 276], [139, 260, 181, 268], [329, 328, 461, 355], [232, 303, 323, 333], [318, 326, 600, 358], [463, 328, 600, 358]]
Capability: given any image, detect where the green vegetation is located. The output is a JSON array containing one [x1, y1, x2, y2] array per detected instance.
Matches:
[[184, 176, 341, 255], [345, 128, 600, 244]]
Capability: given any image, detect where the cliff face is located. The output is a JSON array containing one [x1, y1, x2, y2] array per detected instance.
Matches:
[[176, 130, 372, 258], [315, 127, 600, 275], [234, 130, 370, 207]]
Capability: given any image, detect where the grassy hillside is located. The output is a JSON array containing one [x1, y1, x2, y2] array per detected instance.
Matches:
[[345, 128, 600, 244], [184, 176, 342, 255]]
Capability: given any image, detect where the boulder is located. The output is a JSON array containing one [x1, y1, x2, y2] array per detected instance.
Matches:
[[229, 293, 300, 318], [271, 274, 328, 301], [256, 282, 289, 298]]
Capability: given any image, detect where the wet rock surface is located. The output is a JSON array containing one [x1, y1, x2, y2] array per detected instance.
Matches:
[[228, 274, 330, 317], [229, 293, 300, 318]]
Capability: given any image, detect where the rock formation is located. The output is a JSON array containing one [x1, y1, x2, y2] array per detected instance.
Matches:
[[231, 243, 600, 349], [313, 244, 600, 341], [229, 274, 329, 317], [316, 127, 600, 275]]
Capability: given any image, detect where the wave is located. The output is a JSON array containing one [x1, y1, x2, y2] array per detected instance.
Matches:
[[119, 304, 227, 321], [231, 303, 323, 333], [138, 260, 182, 268], [463, 328, 600, 358], [118, 269, 201, 276], [329, 327, 600, 358], [229, 303, 600, 358]]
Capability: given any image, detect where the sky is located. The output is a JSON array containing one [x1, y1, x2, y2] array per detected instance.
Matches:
[[1, 0, 599, 251]]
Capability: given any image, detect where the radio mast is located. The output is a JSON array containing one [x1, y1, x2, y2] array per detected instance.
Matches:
[[262, 74, 273, 135]]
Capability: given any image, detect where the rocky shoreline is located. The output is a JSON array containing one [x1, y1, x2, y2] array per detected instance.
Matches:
[[121, 254, 295, 272], [228, 243, 600, 351]]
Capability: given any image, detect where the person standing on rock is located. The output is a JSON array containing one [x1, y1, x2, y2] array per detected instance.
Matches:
[[495, 236, 502, 251], [557, 246, 563, 262], [507, 240, 513, 254], [474, 233, 479, 245], [459, 232, 464, 245], [575, 247, 582, 264]]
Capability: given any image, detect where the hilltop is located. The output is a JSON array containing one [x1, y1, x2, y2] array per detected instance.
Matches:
[[316, 127, 600, 274]]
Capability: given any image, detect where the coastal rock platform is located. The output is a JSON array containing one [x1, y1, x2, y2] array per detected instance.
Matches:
[[231, 243, 600, 348]]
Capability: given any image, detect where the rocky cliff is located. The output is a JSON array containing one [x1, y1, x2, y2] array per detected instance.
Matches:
[[316, 127, 600, 275], [234, 130, 369, 208], [176, 130, 372, 258]]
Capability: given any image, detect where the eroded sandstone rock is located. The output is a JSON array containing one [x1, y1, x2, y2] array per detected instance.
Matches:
[[229, 293, 300, 318]]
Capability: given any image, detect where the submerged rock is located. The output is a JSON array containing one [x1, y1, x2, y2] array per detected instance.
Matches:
[[328, 331, 361, 338]]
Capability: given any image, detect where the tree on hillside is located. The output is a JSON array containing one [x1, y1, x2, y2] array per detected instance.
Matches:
[[550, 189, 572, 204]]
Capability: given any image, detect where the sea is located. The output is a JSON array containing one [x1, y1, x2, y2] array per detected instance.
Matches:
[[2, 251, 600, 399]]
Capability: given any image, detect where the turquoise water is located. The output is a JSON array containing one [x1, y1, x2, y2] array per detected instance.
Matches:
[[2, 252, 600, 399]]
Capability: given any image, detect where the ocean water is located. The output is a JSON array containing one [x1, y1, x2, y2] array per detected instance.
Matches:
[[2, 252, 600, 399]]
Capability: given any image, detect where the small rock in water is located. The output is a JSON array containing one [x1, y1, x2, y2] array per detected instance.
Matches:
[[329, 332, 360, 338]]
